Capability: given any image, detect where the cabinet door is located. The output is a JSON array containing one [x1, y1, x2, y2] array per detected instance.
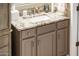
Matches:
[[0, 35, 9, 56], [0, 46, 8, 56], [57, 28, 68, 56], [22, 37, 36, 56], [37, 32, 56, 56], [0, 3, 9, 30]]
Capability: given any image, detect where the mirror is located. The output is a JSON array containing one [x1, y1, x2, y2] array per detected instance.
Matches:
[[11, 3, 51, 16]]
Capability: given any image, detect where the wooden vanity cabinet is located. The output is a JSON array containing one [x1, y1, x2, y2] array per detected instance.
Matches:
[[12, 19, 69, 56], [0, 3, 11, 56]]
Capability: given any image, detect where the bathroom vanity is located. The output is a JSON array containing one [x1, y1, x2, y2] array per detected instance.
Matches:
[[11, 3, 70, 56], [0, 3, 11, 56], [12, 13, 70, 56]]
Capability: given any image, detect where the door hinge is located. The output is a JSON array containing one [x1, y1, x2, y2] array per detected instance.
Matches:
[[76, 42, 79, 46]]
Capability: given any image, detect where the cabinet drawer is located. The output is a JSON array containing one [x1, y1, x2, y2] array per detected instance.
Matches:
[[37, 23, 56, 35], [57, 20, 69, 29], [0, 46, 8, 56], [0, 35, 8, 48], [22, 28, 36, 39], [0, 29, 9, 36]]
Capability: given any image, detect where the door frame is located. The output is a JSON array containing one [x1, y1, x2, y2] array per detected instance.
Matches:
[[70, 3, 78, 56], [76, 3, 79, 56]]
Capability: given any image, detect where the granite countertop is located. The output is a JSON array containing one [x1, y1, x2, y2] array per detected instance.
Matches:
[[11, 12, 69, 31]]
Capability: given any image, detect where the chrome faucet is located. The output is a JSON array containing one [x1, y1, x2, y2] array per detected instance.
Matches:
[[31, 7, 40, 14]]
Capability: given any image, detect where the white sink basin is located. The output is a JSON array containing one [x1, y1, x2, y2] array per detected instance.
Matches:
[[47, 12, 65, 20], [30, 15, 50, 24]]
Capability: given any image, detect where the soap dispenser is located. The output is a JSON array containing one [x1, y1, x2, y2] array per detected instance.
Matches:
[[11, 4, 20, 21]]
